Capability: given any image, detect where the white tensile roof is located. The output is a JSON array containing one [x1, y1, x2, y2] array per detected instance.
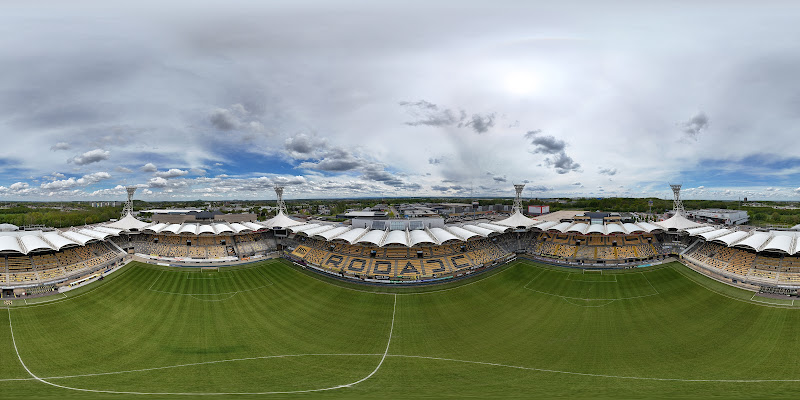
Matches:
[[635, 222, 664, 233], [532, 221, 559, 231], [42, 232, 79, 250], [606, 224, 626, 235], [699, 228, 732, 241], [316, 226, 350, 241], [0, 235, 24, 253], [263, 212, 305, 229], [712, 231, 749, 246], [61, 230, 97, 245], [228, 223, 251, 233], [20, 234, 55, 252], [242, 222, 264, 231], [179, 224, 199, 235], [623, 223, 644, 233], [335, 227, 368, 244], [734, 232, 772, 251], [446, 226, 481, 240], [429, 227, 461, 243], [197, 225, 216, 235], [549, 222, 573, 233], [686, 226, 716, 236], [762, 234, 793, 254], [495, 211, 538, 229], [289, 223, 321, 233], [383, 230, 408, 246], [655, 214, 702, 231], [477, 223, 512, 233], [409, 229, 436, 246], [105, 213, 150, 231], [460, 225, 494, 237], [356, 229, 386, 246]]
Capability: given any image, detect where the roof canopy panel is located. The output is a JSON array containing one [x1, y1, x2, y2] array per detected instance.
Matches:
[[762, 235, 793, 254], [0, 236, 24, 253], [20, 235, 55, 253], [383, 230, 408, 247], [429, 227, 461, 243], [734, 232, 771, 251], [410, 230, 436, 246], [356, 229, 385, 246]]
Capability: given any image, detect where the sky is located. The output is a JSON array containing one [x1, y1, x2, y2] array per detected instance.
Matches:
[[2, 0, 800, 202]]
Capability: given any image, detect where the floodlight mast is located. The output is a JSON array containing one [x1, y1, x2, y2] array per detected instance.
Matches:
[[274, 185, 288, 215], [122, 187, 136, 218], [513, 184, 525, 213], [670, 184, 685, 217]]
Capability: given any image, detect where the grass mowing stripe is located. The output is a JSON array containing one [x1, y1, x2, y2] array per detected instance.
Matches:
[[7, 294, 398, 395]]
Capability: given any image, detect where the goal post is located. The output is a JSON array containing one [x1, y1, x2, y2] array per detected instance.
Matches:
[[201, 267, 219, 272]]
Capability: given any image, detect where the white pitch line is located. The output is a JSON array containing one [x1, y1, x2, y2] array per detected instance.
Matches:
[[386, 354, 800, 383], [6, 294, 397, 395], [0, 353, 383, 382]]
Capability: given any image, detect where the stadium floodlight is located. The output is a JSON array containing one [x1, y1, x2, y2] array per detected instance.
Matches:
[[122, 186, 136, 217], [274, 185, 288, 215], [513, 184, 525, 213], [670, 184, 685, 217]]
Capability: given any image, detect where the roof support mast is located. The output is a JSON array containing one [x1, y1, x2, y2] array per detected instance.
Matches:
[[513, 184, 525, 214], [670, 184, 685, 217], [122, 187, 136, 218], [274, 185, 288, 215]]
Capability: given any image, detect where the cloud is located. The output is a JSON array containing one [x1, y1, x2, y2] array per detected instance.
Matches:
[[68, 149, 110, 165], [598, 167, 618, 176], [115, 166, 133, 173], [400, 100, 466, 127], [547, 152, 582, 174], [154, 168, 189, 178], [680, 112, 709, 140], [428, 158, 441, 165], [50, 142, 70, 151], [572, 182, 582, 186], [272, 175, 307, 185], [141, 163, 158, 172], [525, 130, 566, 154], [528, 185, 552, 191], [40, 172, 112, 191], [285, 133, 326, 158], [492, 176, 507, 183], [10, 182, 29, 191], [465, 113, 496, 134], [209, 104, 264, 132]]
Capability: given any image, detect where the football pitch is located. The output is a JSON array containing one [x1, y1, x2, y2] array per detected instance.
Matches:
[[3, 258, 800, 398]]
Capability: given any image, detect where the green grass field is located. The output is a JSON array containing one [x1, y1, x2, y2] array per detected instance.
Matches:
[[3, 258, 800, 399]]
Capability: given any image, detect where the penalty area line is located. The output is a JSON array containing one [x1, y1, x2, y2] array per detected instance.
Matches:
[[6, 294, 397, 395]]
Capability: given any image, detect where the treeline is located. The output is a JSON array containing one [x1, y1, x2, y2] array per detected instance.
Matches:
[[0, 206, 123, 228]]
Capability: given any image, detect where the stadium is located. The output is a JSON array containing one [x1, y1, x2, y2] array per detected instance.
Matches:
[[3, 183, 800, 398], [5, 1, 800, 398]]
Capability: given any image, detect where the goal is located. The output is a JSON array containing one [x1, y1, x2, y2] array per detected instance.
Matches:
[[201, 267, 219, 272]]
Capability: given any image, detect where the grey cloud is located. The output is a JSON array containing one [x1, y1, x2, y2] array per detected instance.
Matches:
[[464, 113, 496, 134], [401, 100, 466, 127], [285, 133, 326, 157], [493, 176, 507, 183], [680, 112, 709, 140], [209, 104, 264, 132], [547, 152, 582, 174], [598, 167, 618, 176], [431, 185, 450, 192], [572, 182, 582, 186], [115, 166, 133, 173], [525, 130, 566, 154], [528, 185, 552, 191], [68, 149, 110, 165], [50, 142, 70, 151], [428, 158, 441, 165], [299, 158, 362, 172]]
